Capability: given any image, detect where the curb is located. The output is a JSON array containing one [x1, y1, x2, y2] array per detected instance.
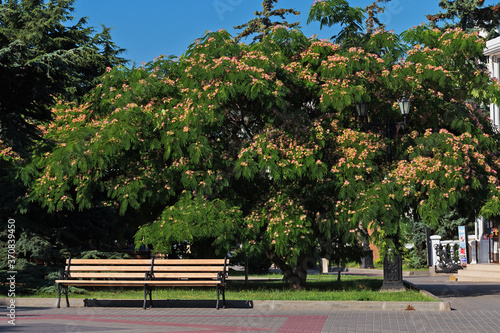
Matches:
[[252, 300, 450, 311], [0, 297, 450, 312], [403, 279, 451, 311]]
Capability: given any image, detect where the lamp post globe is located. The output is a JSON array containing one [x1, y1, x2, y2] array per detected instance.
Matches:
[[356, 102, 368, 118], [398, 96, 411, 124]]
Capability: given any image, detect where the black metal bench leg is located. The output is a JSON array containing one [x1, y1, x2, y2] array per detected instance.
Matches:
[[143, 286, 150, 309], [216, 284, 220, 310], [150, 287, 153, 308], [57, 284, 61, 308], [143, 286, 153, 309], [222, 285, 226, 309], [65, 286, 70, 307], [58, 285, 69, 308]]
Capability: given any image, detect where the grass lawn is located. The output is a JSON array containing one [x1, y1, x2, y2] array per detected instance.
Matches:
[[343, 261, 430, 272], [27, 274, 435, 302]]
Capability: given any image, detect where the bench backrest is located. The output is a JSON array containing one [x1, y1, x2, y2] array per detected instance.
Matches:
[[63, 258, 228, 280], [64, 259, 153, 279], [153, 259, 228, 280]]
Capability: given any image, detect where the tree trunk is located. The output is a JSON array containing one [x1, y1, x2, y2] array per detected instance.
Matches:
[[265, 250, 308, 289]]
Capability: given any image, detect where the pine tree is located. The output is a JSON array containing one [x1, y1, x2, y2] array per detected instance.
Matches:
[[0, 0, 127, 151], [233, 0, 300, 43], [428, 0, 500, 39], [307, 0, 364, 45], [0, 0, 127, 282], [307, 0, 392, 46], [365, 0, 392, 34]]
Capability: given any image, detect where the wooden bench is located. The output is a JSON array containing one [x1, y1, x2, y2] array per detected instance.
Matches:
[[56, 258, 229, 309]]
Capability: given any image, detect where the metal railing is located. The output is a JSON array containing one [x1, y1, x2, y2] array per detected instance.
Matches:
[[430, 236, 462, 273]]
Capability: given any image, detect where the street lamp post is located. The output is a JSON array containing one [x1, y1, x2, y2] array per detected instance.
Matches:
[[356, 97, 411, 291], [398, 96, 411, 126]]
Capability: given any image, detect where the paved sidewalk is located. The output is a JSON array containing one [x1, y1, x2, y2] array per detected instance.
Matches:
[[2, 275, 500, 332], [405, 275, 500, 312]]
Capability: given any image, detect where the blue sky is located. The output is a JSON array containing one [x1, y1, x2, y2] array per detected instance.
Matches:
[[72, 0, 496, 65]]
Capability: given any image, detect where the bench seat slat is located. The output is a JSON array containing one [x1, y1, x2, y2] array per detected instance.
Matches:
[[67, 273, 219, 279], [153, 259, 226, 265], [69, 273, 147, 279], [145, 281, 221, 286], [56, 280, 222, 286], [153, 273, 218, 279], [153, 266, 224, 272], [65, 267, 225, 272], [67, 259, 153, 265], [56, 280, 148, 286], [66, 266, 152, 272]]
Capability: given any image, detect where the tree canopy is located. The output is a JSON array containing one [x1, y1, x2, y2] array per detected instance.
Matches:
[[307, 0, 364, 44], [0, 0, 127, 152], [233, 0, 300, 43], [21, 14, 500, 287], [428, 0, 500, 39], [0, 0, 128, 272], [307, 0, 397, 46]]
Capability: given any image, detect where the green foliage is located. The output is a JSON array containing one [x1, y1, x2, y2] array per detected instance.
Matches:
[[307, 0, 396, 45], [307, 0, 364, 44], [233, 0, 300, 43], [243, 191, 315, 266], [78, 250, 133, 259], [0, 251, 134, 295], [428, 0, 500, 40], [0, 0, 127, 151], [364, 0, 392, 34], [402, 217, 429, 269], [0, 259, 59, 294], [0, 0, 128, 273], [134, 196, 242, 256], [403, 211, 470, 268], [231, 248, 273, 274], [21, 14, 500, 290]]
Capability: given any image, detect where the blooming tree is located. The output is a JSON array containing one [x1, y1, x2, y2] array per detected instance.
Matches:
[[23, 20, 500, 288]]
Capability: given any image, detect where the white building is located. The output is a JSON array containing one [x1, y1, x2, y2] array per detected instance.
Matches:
[[485, 36, 500, 130], [432, 37, 500, 267], [429, 35, 500, 281], [470, 36, 500, 264]]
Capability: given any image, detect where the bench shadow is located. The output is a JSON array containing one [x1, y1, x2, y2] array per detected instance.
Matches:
[[83, 298, 254, 309], [415, 283, 500, 298]]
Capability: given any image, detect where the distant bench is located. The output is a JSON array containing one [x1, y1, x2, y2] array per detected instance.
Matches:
[[55, 258, 229, 309]]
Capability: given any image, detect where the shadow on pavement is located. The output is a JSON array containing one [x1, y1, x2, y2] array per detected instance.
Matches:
[[427, 284, 500, 298], [407, 276, 500, 299], [82, 298, 254, 309], [17, 307, 55, 311]]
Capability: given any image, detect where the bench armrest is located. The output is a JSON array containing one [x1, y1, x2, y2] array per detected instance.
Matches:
[[59, 257, 72, 280], [58, 271, 70, 280], [145, 257, 155, 280], [218, 257, 229, 283]]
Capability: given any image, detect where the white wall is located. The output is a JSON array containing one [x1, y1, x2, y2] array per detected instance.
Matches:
[[485, 36, 500, 130]]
